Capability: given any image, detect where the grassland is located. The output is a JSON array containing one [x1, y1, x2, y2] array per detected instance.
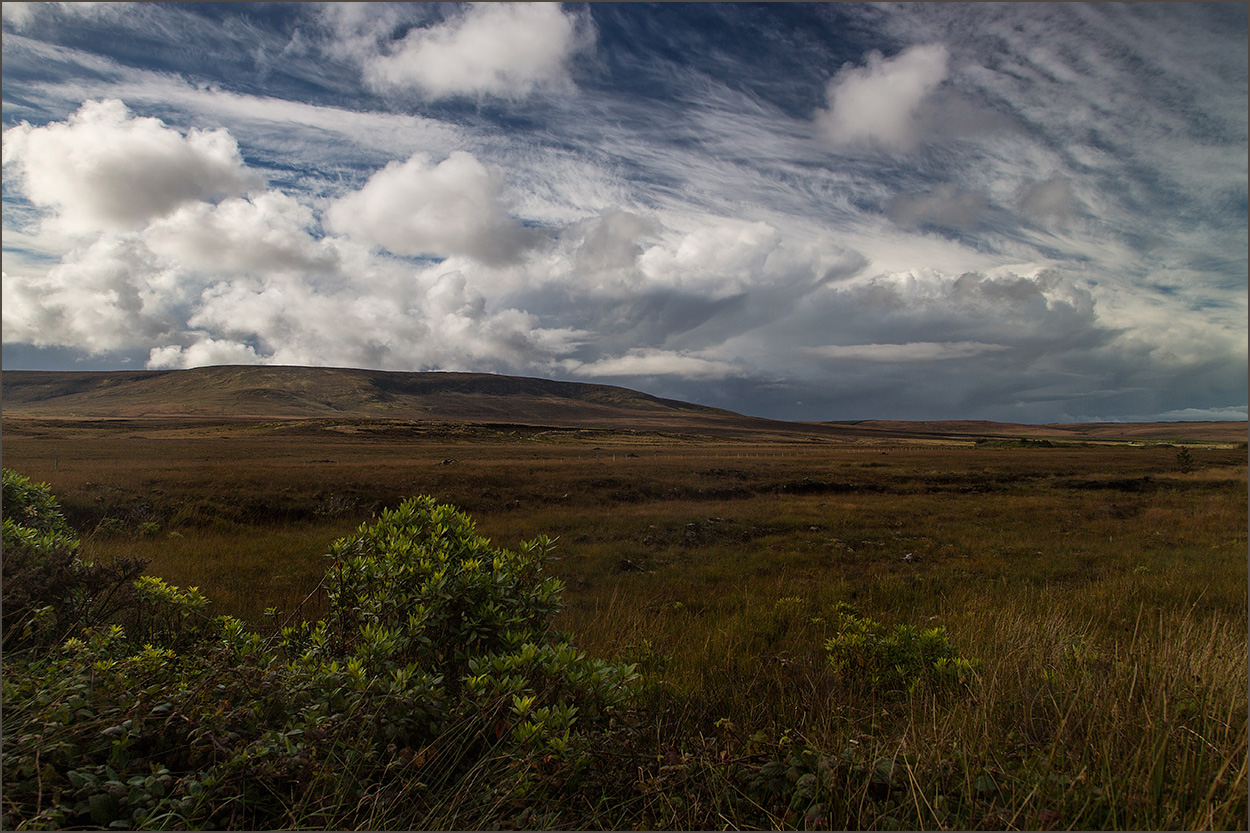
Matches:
[[2, 406, 1246, 830]]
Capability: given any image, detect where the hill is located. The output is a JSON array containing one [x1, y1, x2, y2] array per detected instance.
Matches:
[[847, 419, 1248, 444], [0, 366, 805, 437], [2, 366, 1243, 443]]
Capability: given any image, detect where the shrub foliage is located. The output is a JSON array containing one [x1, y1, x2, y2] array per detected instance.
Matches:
[[824, 601, 980, 695], [2, 470, 148, 655], [1, 479, 639, 830]]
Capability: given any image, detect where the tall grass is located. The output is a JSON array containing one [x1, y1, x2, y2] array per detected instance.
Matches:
[[556, 575, 1248, 829], [79, 522, 349, 625], [4, 425, 1244, 829]]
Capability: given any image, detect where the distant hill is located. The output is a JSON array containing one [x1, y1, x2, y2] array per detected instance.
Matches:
[[0, 366, 797, 436], [2, 366, 1243, 443], [848, 419, 1248, 444]]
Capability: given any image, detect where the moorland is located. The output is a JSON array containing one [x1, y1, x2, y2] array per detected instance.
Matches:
[[2, 366, 1246, 830]]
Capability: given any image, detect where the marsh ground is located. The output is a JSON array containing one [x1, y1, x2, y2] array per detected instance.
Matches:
[[3, 416, 1246, 829]]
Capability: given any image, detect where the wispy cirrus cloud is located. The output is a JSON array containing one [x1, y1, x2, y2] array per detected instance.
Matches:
[[804, 341, 1009, 363], [566, 348, 742, 381]]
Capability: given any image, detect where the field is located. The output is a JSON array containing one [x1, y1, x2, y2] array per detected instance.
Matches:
[[2, 410, 1246, 830]]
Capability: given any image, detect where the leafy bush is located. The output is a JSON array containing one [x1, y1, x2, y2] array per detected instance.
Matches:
[[320, 496, 566, 680], [2, 468, 76, 538], [824, 602, 979, 695], [1, 481, 640, 830], [2, 470, 146, 654]]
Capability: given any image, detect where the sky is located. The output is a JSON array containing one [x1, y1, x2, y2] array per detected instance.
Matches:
[[2, 2, 1246, 423]]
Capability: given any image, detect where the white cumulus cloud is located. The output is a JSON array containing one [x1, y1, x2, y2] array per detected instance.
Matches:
[[325, 150, 540, 266], [637, 220, 782, 295], [815, 43, 950, 151], [1, 234, 187, 352], [147, 338, 263, 369], [142, 256, 579, 375], [143, 192, 339, 277], [633, 218, 866, 300], [2, 99, 260, 235], [362, 2, 594, 99]]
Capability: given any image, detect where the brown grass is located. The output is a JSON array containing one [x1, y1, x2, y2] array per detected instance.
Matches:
[[3, 414, 1245, 829]]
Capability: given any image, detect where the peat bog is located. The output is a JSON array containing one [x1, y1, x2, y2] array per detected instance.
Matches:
[[2, 395, 1246, 830]]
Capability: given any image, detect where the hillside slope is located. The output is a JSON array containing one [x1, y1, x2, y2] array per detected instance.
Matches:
[[0, 366, 788, 434], [3, 367, 1242, 443]]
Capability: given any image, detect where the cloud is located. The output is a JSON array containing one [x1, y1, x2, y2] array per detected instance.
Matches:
[[1, 4, 1244, 423], [814, 43, 950, 151], [630, 218, 869, 308], [147, 338, 263, 369], [565, 208, 658, 281], [324, 151, 540, 266], [805, 341, 1009, 362], [0, 96, 577, 376], [769, 267, 1112, 379], [0, 32, 467, 171], [1, 234, 187, 353], [512, 213, 873, 370], [2, 99, 260, 235], [1, 3, 36, 27], [889, 182, 987, 230], [2, 2, 120, 29], [158, 263, 576, 374], [361, 3, 594, 99], [1018, 175, 1076, 224], [1151, 405, 1248, 422], [567, 348, 741, 380], [143, 192, 339, 277], [637, 220, 783, 295], [684, 263, 1141, 420]]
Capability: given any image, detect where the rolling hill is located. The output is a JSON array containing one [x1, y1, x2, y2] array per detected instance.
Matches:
[[2, 366, 1244, 443], [0, 366, 797, 436]]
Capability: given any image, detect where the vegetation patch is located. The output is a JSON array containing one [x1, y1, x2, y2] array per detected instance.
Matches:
[[2, 426, 1245, 830], [2, 473, 640, 830], [824, 601, 980, 695]]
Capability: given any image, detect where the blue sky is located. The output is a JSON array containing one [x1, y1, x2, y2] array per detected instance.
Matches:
[[2, 2, 1246, 422]]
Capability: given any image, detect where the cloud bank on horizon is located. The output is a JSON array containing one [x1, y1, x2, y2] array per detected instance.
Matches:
[[2, 2, 1245, 422]]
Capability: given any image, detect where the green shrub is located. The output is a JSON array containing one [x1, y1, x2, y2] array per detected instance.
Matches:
[[1, 483, 640, 830], [2, 470, 146, 654], [281, 497, 641, 770], [320, 496, 566, 680], [824, 602, 979, 695], [2, 469, 76, 539]]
